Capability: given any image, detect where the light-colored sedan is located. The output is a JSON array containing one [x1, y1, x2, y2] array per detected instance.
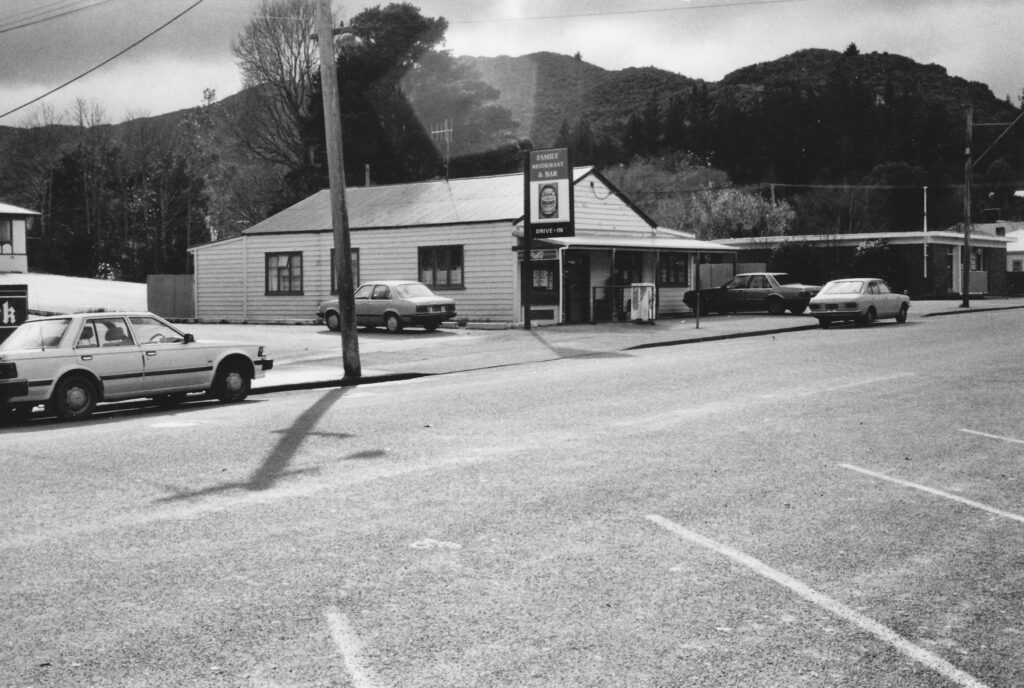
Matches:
[[0, 312, 273, 421], [317, 280, 457, 333], [808, 278, 910, 328]]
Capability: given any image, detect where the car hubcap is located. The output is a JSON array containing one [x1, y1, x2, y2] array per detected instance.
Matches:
[[224, 372, 244, 394], [66, 386, 89, 412]]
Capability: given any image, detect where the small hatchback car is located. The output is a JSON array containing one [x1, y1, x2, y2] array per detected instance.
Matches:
[[0, 312, 273, 421], [317, 280, 457, 333], [808, 278, 910, 328]]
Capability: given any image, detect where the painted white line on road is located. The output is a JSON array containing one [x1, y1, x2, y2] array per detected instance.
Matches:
[[961, 428, 1024, 446], [324, 606, 385, 688], [841, 464, 1024, 525], [645, 514, 989, 688]]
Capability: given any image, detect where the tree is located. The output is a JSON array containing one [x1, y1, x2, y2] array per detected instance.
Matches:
[[230, 0, 319, 188]]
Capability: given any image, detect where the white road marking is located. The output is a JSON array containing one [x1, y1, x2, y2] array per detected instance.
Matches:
[[841, 464, 1024, 524], [960, 428, 1024, 446], [646, 514, 989, 688], [324, 606, 385, 688]]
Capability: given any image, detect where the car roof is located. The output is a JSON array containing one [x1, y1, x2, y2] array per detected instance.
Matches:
[[359, 280, 422, 287]]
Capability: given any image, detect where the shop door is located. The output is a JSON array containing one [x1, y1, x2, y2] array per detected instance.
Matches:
[[563, 253, 590, 324]]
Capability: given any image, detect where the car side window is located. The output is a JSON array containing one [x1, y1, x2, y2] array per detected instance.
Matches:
[[878, 282, 891, 294], [77, 325, 100, 348], [129, 316, 184, 344], [724, 276, 748, 289], [95, 318, 134, 347], [749, 275, 769, 289], [868, 282, 881, 295], [372, 285, 390, 300], [354, 285, 373, 299]]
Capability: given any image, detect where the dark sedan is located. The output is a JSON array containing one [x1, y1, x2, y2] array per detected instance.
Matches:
[[683, 272, 821, 316]]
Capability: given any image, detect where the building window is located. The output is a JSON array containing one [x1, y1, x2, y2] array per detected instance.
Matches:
[[265, 252, 303, 295], [0, 219, 11, 254], [1013, 260, 1022, 273], [419, 245, 463, 288], [659, 254, 689, 286], [330, 248, 360, 294]]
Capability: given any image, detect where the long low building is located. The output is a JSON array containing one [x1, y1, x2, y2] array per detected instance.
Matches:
[[188, 167, 735, 325]]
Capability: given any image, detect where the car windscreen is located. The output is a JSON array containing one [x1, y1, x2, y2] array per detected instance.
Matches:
[[820, 281, 865, 295], [394, 283, 434, 298], [0, 318, 72, 350]]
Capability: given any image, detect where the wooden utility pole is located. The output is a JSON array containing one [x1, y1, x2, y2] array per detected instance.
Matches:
[[315, 0, 360, 378], [961, 107, 972, 308]]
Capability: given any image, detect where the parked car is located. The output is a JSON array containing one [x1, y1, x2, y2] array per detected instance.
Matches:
[[808, 278, 910, 328], [0, 312, 273, 421], [317, 281, 457, 333], [683, 272, 821, 316]]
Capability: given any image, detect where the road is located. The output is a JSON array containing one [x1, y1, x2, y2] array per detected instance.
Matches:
[[3, 310, 1023, 687]]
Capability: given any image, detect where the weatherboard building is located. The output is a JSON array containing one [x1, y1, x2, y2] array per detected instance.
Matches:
[[187, 167, 735, 326]]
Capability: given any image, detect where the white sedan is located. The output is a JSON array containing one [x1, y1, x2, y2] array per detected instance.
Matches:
[[0, 312, 273, 421], [808, 278, 910, 328]]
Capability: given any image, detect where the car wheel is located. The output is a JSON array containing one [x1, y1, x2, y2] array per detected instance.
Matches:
[[817, 319, 832, 329], [384, 313, 403, 333], [52, 374, 97, 421], [896, 305, 908, 324], [214, 363, 250, 403], [858, 308, 877, 327], [767, 298, 786, 316], [325, 311, 341, 332]]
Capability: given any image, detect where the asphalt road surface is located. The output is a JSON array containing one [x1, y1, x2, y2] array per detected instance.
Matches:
[[3, 310, 1024, 687]]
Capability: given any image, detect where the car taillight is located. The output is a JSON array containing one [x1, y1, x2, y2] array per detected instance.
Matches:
[[0, 361, 17, 379]]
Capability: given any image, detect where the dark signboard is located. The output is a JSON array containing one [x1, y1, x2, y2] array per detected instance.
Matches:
[[0, 284, 28, 343], [527, 148, 574, 238]]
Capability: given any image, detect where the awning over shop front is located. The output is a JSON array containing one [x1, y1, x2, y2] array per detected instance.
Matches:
[[536, 233, 737, 253]]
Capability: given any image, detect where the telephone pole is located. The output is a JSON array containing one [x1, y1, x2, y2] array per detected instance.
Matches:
[[961, 107, 973, 308], [315, 0, 360, 378]]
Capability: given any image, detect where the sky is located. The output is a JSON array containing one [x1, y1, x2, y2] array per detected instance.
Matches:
[[1, 0, 1022, 127]]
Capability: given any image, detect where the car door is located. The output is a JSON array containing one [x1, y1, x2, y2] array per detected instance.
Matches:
[[74, 316, 146, 400], [352, 284, 374, 326], [128, 315, 212, 394], [720, 275, 749, 310], [874, 281, 899, 317], [744, 274, 772, 309], [366, 284, 393, 323]]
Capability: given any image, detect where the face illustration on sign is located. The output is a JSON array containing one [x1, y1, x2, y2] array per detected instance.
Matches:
[[539, 184, 559, 218]]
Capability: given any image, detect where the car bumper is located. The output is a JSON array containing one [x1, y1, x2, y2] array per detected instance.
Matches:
[[409, 311, 457, 324], [0, 378, 30, 400], [255, 358, 274, 378]]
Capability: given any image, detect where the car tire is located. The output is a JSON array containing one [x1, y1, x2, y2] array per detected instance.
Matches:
[[896, 305, 908, 324], [385, 313, 403, 333], [423, 320, 441, 332], [858, 308, 877, 327], [214, 363, 250, 403], [325, 311, 341, 332], [767, 298, 786, 316], [52, 374, 97, 421], [789, 305, 807, 315], [817, 319, 832, 329]]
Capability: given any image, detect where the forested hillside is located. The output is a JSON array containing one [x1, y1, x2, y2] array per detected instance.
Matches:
[[1, 43, 1022, 281]]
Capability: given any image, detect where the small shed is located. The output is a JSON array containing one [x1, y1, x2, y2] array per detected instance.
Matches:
[[0, 202, 38, 274]]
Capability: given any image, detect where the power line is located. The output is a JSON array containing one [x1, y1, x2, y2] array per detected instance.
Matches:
[[449, 0, 811, 25], [0, 0, 117, 35], [0, 0, 206, 122]]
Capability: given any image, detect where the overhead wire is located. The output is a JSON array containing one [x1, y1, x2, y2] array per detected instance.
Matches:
[[0, 0, 207, 121], [0, 0, 118, 35]]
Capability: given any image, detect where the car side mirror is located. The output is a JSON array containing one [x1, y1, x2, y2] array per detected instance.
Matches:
[[183, 333, 195, 343]]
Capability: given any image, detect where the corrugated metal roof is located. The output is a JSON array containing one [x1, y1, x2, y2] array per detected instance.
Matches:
[[0, 202, 39, 215], [542, 234, 737, 252], [245, 167, 596, 235]]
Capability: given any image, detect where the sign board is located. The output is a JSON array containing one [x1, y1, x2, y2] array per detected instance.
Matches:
[[527, 148, 574, 238], [0, 284, 28, 343], [517, 249, 559, 261]]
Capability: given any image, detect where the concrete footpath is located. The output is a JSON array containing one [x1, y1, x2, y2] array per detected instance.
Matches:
[[240, 298, 1024, 394]]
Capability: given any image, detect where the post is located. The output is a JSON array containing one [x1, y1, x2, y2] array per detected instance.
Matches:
[[315, 0, 360, 377], [922, 186, 928, 280], [694, 251, 701, 329], [961, 107, 972, 308], [522, 150, 532, 330]]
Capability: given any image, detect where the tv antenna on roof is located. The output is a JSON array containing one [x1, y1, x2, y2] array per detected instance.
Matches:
[[431, 119, 453, 179]]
